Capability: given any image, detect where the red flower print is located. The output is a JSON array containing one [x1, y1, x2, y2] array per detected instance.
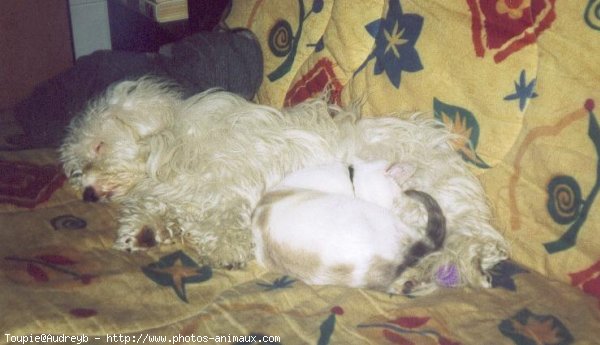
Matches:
[[390, 316, 430, 329], [358, 315, 460, 345], [0, 160, 66, 208], [330, 306, 344, 315], [383, 330, 414, 344], [284, 58, 343, 107], [569, 260, 600, 308], [2, 247, 99, 288], [466, 0, 556, 63], [26, 263, 49, 282]]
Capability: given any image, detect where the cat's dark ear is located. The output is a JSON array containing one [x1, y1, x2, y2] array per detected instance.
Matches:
[[386, 162, 416, 184]]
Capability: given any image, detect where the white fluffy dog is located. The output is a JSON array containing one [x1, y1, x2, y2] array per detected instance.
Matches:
[[60, 77, 508, 292]]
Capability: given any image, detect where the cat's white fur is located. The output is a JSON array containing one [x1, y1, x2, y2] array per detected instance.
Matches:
[[252, 160, 433, 293]]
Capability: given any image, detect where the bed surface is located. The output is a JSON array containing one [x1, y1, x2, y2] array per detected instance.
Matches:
[[3, 0, 600, 344]]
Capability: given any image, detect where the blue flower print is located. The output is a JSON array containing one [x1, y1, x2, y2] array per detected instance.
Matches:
[[354, 0, 424, 88]]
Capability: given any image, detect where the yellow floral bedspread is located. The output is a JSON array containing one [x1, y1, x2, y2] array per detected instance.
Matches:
[[2, 0, 600, 344]]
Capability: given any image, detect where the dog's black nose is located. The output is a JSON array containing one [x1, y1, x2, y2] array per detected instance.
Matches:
[[82, 186, 99, 202]]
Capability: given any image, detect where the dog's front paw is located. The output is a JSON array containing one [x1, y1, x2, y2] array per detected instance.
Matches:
[[389, 272, 439, 296], [114, 226, 158, 252]]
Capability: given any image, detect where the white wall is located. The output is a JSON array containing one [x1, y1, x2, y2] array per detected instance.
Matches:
[[69, 0, 111, 58]]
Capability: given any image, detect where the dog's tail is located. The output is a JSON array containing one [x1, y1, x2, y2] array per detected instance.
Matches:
[[395, 190, 446, 279]]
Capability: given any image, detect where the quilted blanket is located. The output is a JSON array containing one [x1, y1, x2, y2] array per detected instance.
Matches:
[[2, 0, 600, 344]]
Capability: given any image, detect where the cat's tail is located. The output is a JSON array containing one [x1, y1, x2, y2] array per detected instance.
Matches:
[[395, 190, 446, 283], [405, 190, 446, 250]]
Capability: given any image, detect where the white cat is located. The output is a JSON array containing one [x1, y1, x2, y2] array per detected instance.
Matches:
[[251, 160, 446, 294]]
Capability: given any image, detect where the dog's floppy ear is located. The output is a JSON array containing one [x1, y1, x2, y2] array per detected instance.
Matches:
[[105, 78, 180, 138], [386, 162, 416, 184], [115, 110, 171, 138]]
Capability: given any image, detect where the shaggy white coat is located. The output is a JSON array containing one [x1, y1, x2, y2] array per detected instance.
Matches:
[[60, 77, 509, 292]]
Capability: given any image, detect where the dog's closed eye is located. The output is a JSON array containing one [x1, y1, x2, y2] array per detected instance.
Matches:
[[94, 141, 105, 154]]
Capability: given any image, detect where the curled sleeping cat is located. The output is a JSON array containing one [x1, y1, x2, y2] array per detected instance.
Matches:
[[251, 160, 446, 294]]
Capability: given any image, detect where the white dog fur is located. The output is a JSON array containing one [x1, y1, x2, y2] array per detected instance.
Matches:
[[60, 77, 509, 292]]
